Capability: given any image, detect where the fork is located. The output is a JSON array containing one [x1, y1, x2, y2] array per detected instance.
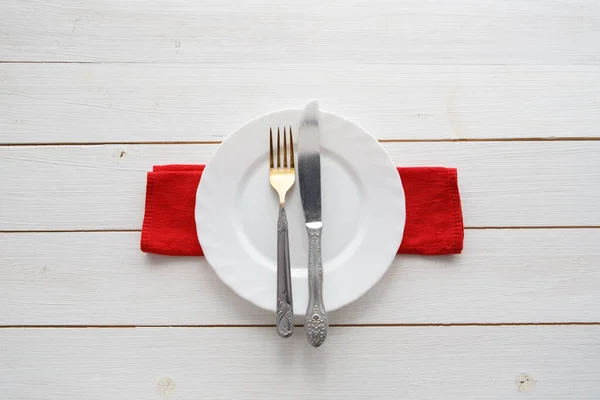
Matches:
[[269, 127, 295, 338]]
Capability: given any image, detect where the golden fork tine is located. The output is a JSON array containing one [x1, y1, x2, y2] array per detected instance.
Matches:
[[269, 128, 274, 168], [277, 127, 281, 168], [289, 127, 294, 168], [283, 127, 288, 168]]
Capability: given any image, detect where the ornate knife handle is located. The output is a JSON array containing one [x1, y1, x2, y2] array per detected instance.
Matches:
[[305, 223, 328, 347], [276, 206, 294, 338]]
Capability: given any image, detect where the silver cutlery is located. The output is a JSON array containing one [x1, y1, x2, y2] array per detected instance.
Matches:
[[297, 101, 328, 347], [269, 127, 295, 338]]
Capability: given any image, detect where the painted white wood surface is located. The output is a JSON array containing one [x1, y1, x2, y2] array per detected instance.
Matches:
[[2, 0, 599, 64], [2, 64, 600, 143], [1, 229, 599, 325], [2, 0, 600, 397], [1, 326, 599, 399], [1, 141, 599, 230]]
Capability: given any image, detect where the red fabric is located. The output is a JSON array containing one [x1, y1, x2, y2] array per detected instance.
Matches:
[[141, 165, 205, 256], [398, 167, 464, 255], [141, 165, 464, 256]]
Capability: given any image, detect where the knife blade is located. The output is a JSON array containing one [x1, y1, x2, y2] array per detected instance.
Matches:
[[297, 100, 328, 347]]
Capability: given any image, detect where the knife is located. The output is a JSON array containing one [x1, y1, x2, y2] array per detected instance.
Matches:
[[297, 100, 328, 347]]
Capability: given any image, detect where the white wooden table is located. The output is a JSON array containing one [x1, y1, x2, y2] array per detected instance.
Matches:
[[1, 1, 600, 398]]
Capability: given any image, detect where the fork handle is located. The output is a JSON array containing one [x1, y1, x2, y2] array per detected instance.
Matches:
[[276, 206, 294, 338], [305, 224, 328, 347]]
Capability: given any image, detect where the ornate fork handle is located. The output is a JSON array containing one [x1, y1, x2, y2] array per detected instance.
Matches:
[[276, 206, 294, 338], [305, 224, 328, 346]]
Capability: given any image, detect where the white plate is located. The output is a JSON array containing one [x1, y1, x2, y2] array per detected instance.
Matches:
[[195, 108, 405, 314]]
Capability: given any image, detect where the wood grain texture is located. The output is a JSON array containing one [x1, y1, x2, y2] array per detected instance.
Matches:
[[1, 229, 598, 325], [1, 142, 599, 230], [1, 0, 600, 397], [1, 0, 599, 64], [2, 64, 600, 143], [0, 326, 599, 399]]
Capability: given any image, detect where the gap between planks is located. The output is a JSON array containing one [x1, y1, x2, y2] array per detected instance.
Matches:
[[2, 226, 600, 234], [2, 60, 600, 66], [0, 322, 599, 329], [3, 137, 600, 147]]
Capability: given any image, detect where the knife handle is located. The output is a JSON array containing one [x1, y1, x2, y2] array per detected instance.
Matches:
[[276, 206, 294, 338], [305, 223, 328, 347]]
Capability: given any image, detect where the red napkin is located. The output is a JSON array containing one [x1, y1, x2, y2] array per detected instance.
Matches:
[[141, 165, 464, 256]]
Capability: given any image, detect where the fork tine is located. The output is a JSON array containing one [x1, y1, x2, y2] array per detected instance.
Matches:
[[289, 126, 294, 168], [283, 127, 288, 168], [277, 128, 281, 168], [269, 128, 274, 168]]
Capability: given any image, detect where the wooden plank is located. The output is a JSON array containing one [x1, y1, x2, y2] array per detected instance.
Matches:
[[0, 142, 599, 230], [2, 64, 599, 143], [0, 326, 598, 399], [1, 0, 599, 64], [1, 229, 598, 325]]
